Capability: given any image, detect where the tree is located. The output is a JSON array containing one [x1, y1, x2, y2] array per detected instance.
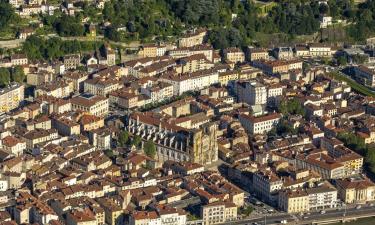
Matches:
[[337, 56, 347, 66], [278, 98, 305, 117], [144, 140, 157, 159], [0, 1, 16, 31], [0, 68, 10, 87], [131, 135, 142, 148], [11, 66, 25, 83], [118, 130, 129, 147]]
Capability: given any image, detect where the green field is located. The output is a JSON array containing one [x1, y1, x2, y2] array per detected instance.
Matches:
[[330, 217, 375, 225], [328, 72, 375, 97]]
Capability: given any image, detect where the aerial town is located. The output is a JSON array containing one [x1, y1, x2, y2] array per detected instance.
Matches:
[[0, 0, 375, 225]]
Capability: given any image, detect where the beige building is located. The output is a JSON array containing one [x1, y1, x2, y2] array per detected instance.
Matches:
[[109, 89, 141, 109], [71, 94, 109, 117], [138, 44, 166, 58], [11, 54, 28, 66], [23, 128, 58, 149], [84, 76, 120, 97], [201, 202, 237, 225], [0, 83, 24, 113], [64, 54, 81, 70], [336, 177, 375, 204], [63, 71, 89, 93], [247, 48, 269, 61], [224, 48, 245, 63], [53, 116, 81, 136], [279, 189, 309, 213], [34, 81, 72, 98], [66, 208, 97, 225], [96, 198, 124, 225], [175, 54, 213, 74], [2, 136, 26, 156], [27, 71, 54, 86], [178, 29, 207, 48]]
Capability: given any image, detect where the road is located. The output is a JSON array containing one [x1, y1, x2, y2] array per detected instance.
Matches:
[[220, 204, 375, 225]]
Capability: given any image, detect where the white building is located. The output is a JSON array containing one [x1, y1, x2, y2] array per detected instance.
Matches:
[[234, 81, 267, 106], [159, 69, 219, 96], [306, 182, 337, 210], [239, 113, 281, 135], [320, 16, 332, 28]]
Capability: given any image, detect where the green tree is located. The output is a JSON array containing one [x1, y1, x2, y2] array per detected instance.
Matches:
[[0, 68, 10, 87], [337, 56, 347, 66], [11, 66, 25, 83], [278, 98, 305, 117], [144, 140, 157, 159], [118, 130, 129, 147], [0, 1, 16, 31], [131, 135, 142, 148]]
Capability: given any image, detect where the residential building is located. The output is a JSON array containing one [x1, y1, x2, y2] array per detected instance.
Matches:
[[159, 69, 219, 96], [178, 29, 207, 48], [234, 80, 267, 106], [224, 48, 245, 64], [11, 54, 28, 66], [336, 177, 375, 204], [247, 48, 269, 61], [63, 54, 81, 70], [0, 83, 24, 113], [71, 94, 109, 117], [239, 113, 281, 135], [201, 202, 237, 225], [353, 65, 375, 87]]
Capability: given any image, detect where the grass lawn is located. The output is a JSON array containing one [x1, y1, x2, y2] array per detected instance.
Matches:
[[330, 217, 375, 225], [328, 72, 375, 97]]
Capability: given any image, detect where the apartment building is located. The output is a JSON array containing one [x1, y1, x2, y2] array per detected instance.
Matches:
[[140, 80, 174, 104], [62, 71, 89, 93], [71, 94, 109, 117], [247, 48, 269, 61], [11, 54, 28, 66], [353, 65, 375, 87], [23, 128, 58, 149], [2, 136, 26, 156], [306, 182, 337, 210], [96, 198, 124, 225], [308, 43, 332, 57], [274, 47, 294, 60], [296, 152, 345, 180], [138, 44, 166, 58], [218, 71, 239, 86], [34, 80, 72, 98], [0, 83, 24, 113], [84, 76, 120, 97], [224, 48, 245, 63], [278, 189, 309, 213], [336, 177, 375, 204], [253, 170, 283, 204], [178, 29, 207, 48], [175, 54, 213, 74], [201, 202, 237, 225], [129, 207, 187, 225], [63, 54, 81, 70], [239, 113, 281, 135], [234, 80, 267, 106], [159, 69, 219, 96], [109, 89, 142, 109], [252, 60, 302, 75], [168, 45, 214, 61]]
